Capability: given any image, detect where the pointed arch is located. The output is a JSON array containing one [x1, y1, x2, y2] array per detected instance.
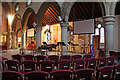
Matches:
[[11, 13, 21, 32], [21, 7, 36, 29], [61, 2, 105, 21], [2, 2, 11, 15], [37, 2, 61, 27]]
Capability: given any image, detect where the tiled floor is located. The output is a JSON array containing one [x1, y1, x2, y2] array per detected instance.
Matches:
[[1, 49, 88, 60]]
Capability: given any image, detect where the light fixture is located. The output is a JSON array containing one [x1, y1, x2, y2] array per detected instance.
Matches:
[[32, 22, 37, 27], [8, 15, 14, 25], [15, 3, 20, 12], [26, 0, 32, 7], [58, 16, 62, 22]]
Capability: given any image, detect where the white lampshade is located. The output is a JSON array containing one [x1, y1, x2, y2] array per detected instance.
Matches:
[[58, 16, 62, 21]]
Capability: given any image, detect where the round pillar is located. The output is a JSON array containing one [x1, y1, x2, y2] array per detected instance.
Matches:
[[36, 26, 42, 48], [21, 28, 24, 50], [103, 15, 115, 56], [12, 32, 16, 49], [60, 22, 68, 54]]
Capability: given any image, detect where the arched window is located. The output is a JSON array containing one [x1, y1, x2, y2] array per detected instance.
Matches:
[[43, 25, 52, 43], [95, 28, 99, 35], [100, 27, 104, 43], [47, 31, 51, 42], [97, 24, 105, 43], [91, 24, 105, 44]]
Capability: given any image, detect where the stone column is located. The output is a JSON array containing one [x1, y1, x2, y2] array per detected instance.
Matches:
[[103, 15, 115, 56], [12, 32, 16, 49], [7, 23, 11, 49], [60, 22, 68, 54], [21, 28, 24, 50], [21, 30, 27, 49], [23, 31, 26, 49], [36, 26, 42, 48]]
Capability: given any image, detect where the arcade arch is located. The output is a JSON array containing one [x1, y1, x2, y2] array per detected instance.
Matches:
[[21, 8, 36, 49]]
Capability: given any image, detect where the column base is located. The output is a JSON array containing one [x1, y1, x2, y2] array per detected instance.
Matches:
[[106, 51, 110, 57], [62, 51, 68, 55]]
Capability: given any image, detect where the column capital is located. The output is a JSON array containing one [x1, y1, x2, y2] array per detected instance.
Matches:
[[36, 26, 42, 30], [103, 15, 115, 25], [60, 22, 69, 27]]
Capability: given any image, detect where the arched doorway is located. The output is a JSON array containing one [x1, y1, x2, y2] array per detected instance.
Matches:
[[21, 7, 36, 49], [41, 5, 60, 45], [11, 14, 22, 49], [37, 2, 61, 47], [26, 13, 37, 49]]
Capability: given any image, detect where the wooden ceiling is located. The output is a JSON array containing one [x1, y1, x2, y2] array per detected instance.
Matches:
[[42, 5, 59, 26], [69, 2, 103, 21], [28, 2, 120, 27], [41, 2, 103, 26], [27, 2, 120, 27], [27, 14, 36, 29], [27, 2, 103, 27]]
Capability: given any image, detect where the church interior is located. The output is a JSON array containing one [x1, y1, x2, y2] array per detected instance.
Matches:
[[0, 1, 120, 80]]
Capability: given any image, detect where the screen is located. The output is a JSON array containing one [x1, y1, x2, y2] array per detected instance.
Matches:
[[27, 28, 34, 37], [73, 19, 94, 34]]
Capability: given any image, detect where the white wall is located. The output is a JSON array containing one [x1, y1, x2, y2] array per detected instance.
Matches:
[[118, 15, 120, 52], [114, 15, 120, 52]]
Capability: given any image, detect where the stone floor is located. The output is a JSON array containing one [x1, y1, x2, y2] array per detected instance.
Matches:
[[1, 49, 120, 65], [1, 49, 88, 60]]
